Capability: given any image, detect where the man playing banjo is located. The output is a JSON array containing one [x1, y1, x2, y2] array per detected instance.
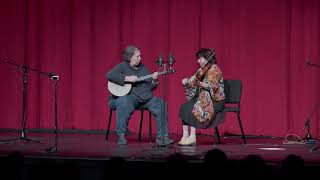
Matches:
[[106, 45, 174, 145]]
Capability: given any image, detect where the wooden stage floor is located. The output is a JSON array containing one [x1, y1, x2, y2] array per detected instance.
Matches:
[[1, 131, 320, 165], [1, 131, 320, 179]]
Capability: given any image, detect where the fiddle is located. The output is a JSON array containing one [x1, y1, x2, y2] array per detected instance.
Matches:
[[190, 51, 216, 82], [194, 60, 214, 81]]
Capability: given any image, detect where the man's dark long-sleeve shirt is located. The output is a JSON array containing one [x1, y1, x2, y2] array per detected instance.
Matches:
[[106, 61, 157, 102]]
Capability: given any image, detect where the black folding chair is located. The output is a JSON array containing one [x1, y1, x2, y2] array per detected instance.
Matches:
[[214, 80, 247, 144], [106, 106, 152, 143]]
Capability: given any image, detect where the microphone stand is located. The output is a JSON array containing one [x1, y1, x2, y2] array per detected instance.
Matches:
[[154, 54, 176, 148], [304, 119, 317, 144], [160, 62, 167, 147], [154, 55, 166, 147], [45, 75, 59, 153], [303, 97, 320, 145], [0, 60, 58, 146], [0, 60, 39, 143], [305, 61, 320, 151]]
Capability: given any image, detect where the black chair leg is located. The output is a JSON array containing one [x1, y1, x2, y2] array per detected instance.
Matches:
[[106, 109, 113, 141], [109, 108, 151, 143], [215, 126, 221, 144], [149, 111, 152, 144], [237, 111, 247, 145], [138, 110, 144, 142]]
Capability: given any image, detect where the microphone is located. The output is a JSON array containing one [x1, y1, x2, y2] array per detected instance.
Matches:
[[168, 53, 176, 73], [156, 54, 164, 67], [51, 75, 59, 80], [305, 60, 311, 67], [48, 73, 59, 80], [168, 53, 175, 66]]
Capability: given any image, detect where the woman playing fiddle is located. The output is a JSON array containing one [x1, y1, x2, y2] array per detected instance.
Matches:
[[178, 48, 225, 146]]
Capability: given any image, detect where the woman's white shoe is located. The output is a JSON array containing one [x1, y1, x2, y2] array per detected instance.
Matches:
[[177, 137, 188, 145], [178, 137, 196, 146]]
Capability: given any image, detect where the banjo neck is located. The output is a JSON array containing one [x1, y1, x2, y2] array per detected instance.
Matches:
[[135, 71, 166, 82]]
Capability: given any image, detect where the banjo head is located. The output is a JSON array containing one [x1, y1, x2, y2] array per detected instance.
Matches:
[[107, 81, 132, 96]]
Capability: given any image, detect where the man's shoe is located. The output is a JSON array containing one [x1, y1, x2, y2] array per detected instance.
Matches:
[[118, 135, 127, 145], [156, 137, 174, 146]]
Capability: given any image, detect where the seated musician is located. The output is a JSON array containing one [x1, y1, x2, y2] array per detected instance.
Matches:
[[178, 48, 225, 146], [106, 45, 174, 145]]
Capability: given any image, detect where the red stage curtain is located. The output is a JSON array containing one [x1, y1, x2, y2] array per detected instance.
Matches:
[[0, 0, 319, 138]]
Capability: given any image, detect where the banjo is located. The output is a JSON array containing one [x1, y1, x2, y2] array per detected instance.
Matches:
[[107, 71, 168, 96]]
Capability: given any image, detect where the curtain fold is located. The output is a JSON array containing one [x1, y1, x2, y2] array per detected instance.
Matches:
[[0, 0, 319, 137]]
